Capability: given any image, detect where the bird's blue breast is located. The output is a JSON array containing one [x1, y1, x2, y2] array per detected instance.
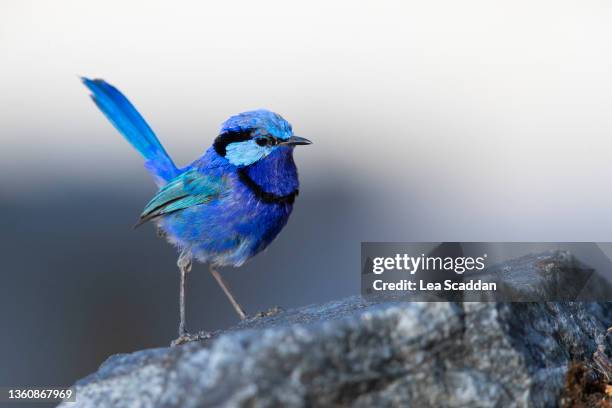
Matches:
[[157, 146, 299, 267]]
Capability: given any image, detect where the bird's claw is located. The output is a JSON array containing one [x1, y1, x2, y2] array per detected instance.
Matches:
[[252, 306, 283, 319], [171, 330, 213, 347]]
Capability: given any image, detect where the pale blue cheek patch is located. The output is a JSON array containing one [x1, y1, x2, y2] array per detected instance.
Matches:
[[225, 140, 273, 166]]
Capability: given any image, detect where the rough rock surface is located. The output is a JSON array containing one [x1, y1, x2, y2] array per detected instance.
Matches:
[[62, 295, 611, 408]]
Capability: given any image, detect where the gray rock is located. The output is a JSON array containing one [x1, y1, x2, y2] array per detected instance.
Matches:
[[472, 250, 612, 302], [61, 295, 611, 408]]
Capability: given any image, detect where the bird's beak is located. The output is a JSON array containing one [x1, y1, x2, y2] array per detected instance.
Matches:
[[282, 135, 312, 146]]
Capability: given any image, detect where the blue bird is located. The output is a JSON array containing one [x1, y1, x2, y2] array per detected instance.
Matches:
[[81, 78, 311, 343]]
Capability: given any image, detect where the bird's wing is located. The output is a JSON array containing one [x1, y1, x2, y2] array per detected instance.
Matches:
[[136, 168, 228, 226]]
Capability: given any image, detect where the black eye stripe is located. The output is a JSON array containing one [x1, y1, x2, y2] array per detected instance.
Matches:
[[256, 136, 278, 147], [213, 130, 252, 156], [214, 131, 281, 157]]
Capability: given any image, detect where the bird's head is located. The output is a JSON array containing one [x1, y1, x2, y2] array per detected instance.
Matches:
[[213, 109, 311, 167]]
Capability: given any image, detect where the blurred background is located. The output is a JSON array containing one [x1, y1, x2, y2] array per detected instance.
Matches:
[[2, 0, 612, 398]]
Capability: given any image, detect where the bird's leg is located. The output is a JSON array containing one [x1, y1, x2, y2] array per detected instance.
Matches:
[[172, 249, 212, 346], [209, 265, 247, 320], [177, 249, 192, 337]]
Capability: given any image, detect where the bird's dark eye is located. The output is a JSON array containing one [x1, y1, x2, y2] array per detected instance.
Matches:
[[255, 136, 277, 147]]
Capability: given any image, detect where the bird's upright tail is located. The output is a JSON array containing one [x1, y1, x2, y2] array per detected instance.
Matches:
[[81, 77, 179, 185]]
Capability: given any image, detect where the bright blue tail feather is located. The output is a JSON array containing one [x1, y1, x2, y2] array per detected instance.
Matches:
[[81, 77, 179, 185]]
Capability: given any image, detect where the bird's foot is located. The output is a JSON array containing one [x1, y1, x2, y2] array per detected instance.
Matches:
[[252, 306, 283, 319], [171, 330, 213, 347]]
